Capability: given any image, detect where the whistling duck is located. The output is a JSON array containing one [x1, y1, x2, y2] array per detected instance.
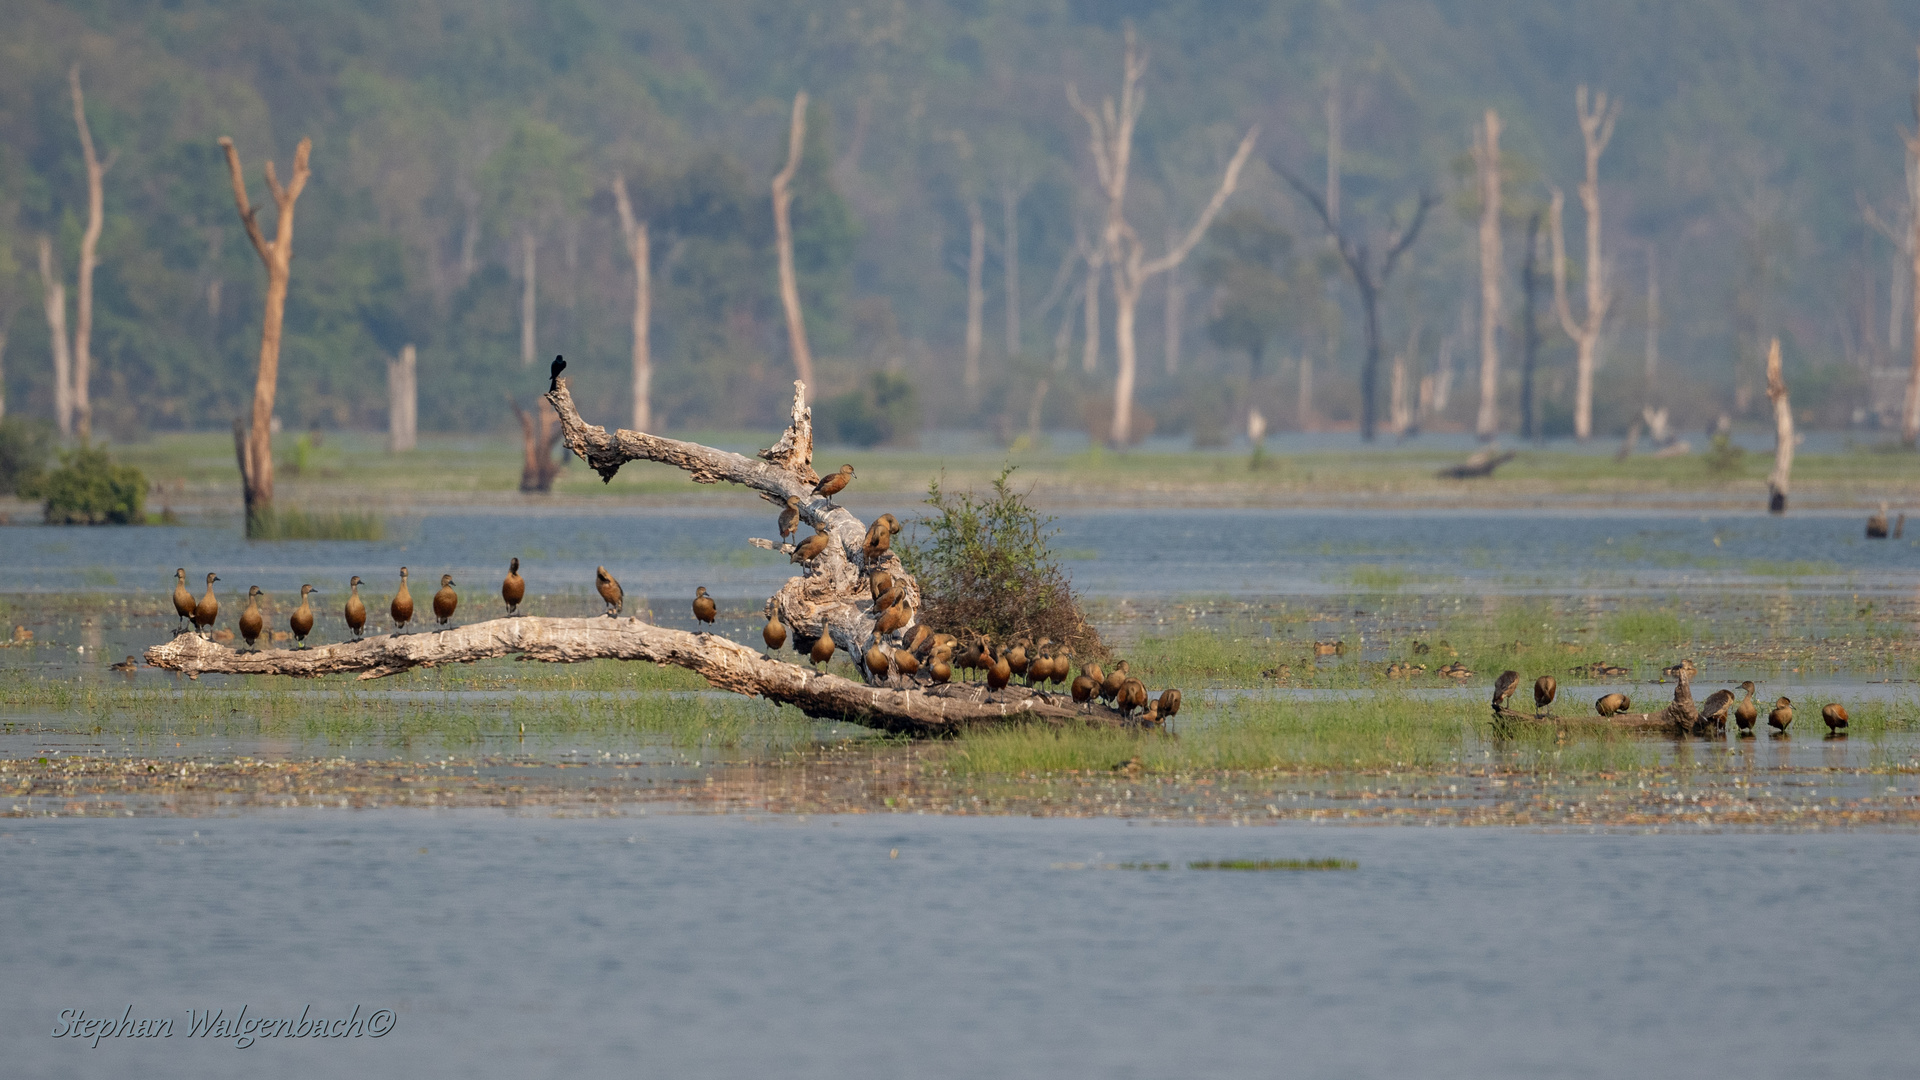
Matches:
[[875, 602, 911, 636], [873, 586, 904, 613], [987, 647, 1012, 691], [929, 648, 953, 685], [1822, 703, 1849, 736], [1734, 681, 1758, 734], [1534, 675, 1558, 711], [693, 586, 717, 625], [109, 655, 138, 674], [904, 624, 932, 656], [894, 648, 920, 677], [1101, 661, 1128, 704], [239, 586, 265, 648], [193, 573, 221, 636], [433, 574, 458, 629], [390, 567, 414, 632], [596, 566, 623, 616], [345, 576, 367, 638], [502, 558, 525, 615], [1158, 689, 1182, 718], [1663, 659, 1697, 682], [813, 464, 855, 504], [764, 613, 788, 652], [1006, 640, 1030, 682], [1768, 697, 1794, 735], [865, 643, 891, 680], [1119, 677, 1148, 716], [869, 569, 893, 602], [1868, 503, 1890, 539], [809, 634, 836, 667], [1595, 692, 1630, 717], [864, 519, 891, 563], [171, 569, 195, 631], [290, 584, 316, 646], [792, 531, 831, 564], [1699, 689, 1734, 733], [778, 496, 802, 542], [1491, 670, 1519, 710], [1049, 647, 1072, 688], [1072, 672, 1096, 703]]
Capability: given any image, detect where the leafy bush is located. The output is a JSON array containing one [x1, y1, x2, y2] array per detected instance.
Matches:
[[1704, 432, 1746, 475], [896, 466, 1104, 658], [28, 444, 146, 524], [0, 417, 52, 495], [816, 371, 916, 447]]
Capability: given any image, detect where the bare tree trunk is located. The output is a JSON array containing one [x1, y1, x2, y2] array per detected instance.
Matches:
[[68, 67, 109, 440], [1069, 29, 1256, 445], [1081, 249, 1102, 374], [1519, 211, 1543, 439], [219, 136, 312, 528], [612, 174, 653, 431], [0, 325, 8, 419], [511, 396, 563, 492], [1002, 183, 1021, 356], [1054, 277, 1080, 371], [771, 91, 815, 398], [1473, 109, 1504, 442], [1551, 87, 1619, 441], [1905, 61, 1920, 446], [964, 199, 985, 391], [36, 236, 72, 437], [1163, 235, 1184, 375], [1389, 348, 1410, 437], [387, 344, 417, 453], [519, 227, 537, 367], [1644, 244, 1660, 383], [1325, 76, 1342, 230], [1297, 354, 1314, 430], [1766, 338, 1792, 513]]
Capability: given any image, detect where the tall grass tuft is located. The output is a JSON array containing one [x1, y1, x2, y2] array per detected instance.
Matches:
[[247, 506, 384, 541]]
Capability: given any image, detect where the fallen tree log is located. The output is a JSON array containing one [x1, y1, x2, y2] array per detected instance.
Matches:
[[141, 620, 1140, 737], [1492, 703, 1706, 736]]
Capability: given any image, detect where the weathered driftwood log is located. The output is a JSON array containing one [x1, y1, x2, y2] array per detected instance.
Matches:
[[545, 375, 919, 682], [1493, 702, 1711, 737], [141, 621, 1136, 736]]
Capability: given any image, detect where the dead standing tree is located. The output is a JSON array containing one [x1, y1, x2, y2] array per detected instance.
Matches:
[[509, 394, 564, 492], [1068, 29, 1258, 445], [611, 173, 653, 431], [1278, 169, 1436, 442], [1472, 109, 1504, 441], [218, 135, 311, 531], [1550, 86, 1619, 442], [1765, 338, 1793, 513], [144, 377, 1143, 735], [1903, 49, 1920, 446], [35, 66, 113, 439], [771, 91, 816, 399]]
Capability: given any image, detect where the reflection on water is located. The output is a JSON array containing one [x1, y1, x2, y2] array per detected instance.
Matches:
[[4, 814, 1918, 1079]]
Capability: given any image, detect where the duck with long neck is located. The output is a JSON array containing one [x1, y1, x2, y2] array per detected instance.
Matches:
[[193, 573, 221, 637], [391, 567, 414, 633], [239, 586, 265, 649], [172, 569, 195, 631], [344, 576, 367, 638], [290, 584, 316, 647]]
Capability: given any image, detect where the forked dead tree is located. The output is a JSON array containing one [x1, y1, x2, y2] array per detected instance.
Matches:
[[1472, 109, 1504, 441], [36, 66, 112, 439], [144, 379, 1142, 735], [1550, 86, 1619, 441], [509, 395, 564, 492], [611, 173, 653, 431], [1765, 337, 1793, 513], [771, 91, 816, 398], [1068, 28, 1258, 444], [219, 135, 312, 529]]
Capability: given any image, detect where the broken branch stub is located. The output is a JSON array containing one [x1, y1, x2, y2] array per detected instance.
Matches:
[[544, 375, 915, 685], [141, 622, 1137, 737]]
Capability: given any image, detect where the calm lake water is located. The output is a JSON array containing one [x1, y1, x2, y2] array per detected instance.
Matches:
[[6, 812, 1918, 1080]]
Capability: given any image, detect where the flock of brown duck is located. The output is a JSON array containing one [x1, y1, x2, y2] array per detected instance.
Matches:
[[1490, 658, 1850, 738]]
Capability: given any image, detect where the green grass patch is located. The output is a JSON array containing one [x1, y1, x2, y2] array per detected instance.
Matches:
[[1189, 859, 1356, 871], [247, 506, 384, 541]]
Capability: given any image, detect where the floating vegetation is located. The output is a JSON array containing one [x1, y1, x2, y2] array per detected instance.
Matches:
[[1188, 859, 1357, 871]]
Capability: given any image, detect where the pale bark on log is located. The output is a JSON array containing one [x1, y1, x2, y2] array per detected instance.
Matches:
[[1472, 109, 1503, 442], [219, 135, 311, 520], [771, 91, 815, 397], [1766, 337, 1793, 513], [1493, 704, 1707, 737], [69, 66, 109, 441], [37, 236, 72, 437], [140, 619, 1139, 736], [611, 173, 652, 431], [1550, 87, 1618, 442]]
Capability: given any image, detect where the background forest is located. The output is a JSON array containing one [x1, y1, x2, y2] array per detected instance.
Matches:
[[2, 0, 1919, 445]]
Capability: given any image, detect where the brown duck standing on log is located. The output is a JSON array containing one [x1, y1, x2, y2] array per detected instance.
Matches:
[[813, 464, 856, 507], [239, 586, 265, 649], [987, 647, 1012, 691], [1158, 688, 1182, 719], [596, 566, 623, 616], [1006, 640, 1029, 683], [1491, 670, 1519, 711], [390, 567, 414, 632], [344, 576, 367, 638], [692, 586, 717, 626], [778, 496, 802, 543], [1533, 675, 1558, 713], [1595, 692, 1630, 717], [193, 573, 220, 636], [809, 634, 836, 668], [1049, 647, 1073, 689], [433, 574, 459, 629], [502, 557, 525, 615], [791, 530, 831, 565], [1734, 681, 1759, 735], [290, 584, 316, 647], [893, 648, 920, 677], [869, 569, 893, 602], [865, 643, 891, 680], [929, 647, 953, 685], [863, 518, 892, 564], [1072, 669, 1097, 703], [1698, 688, 1734, 734], [872, 585, 904, 613], [875, 602, 911, 637], [172, 569, 196, 631], [1822, 703, 1849, 737], [763, 612, 787, 652], [1101, 661, 1129, 704], [1119, 677, 1148, 717], [1768, 696, 1794, 735]]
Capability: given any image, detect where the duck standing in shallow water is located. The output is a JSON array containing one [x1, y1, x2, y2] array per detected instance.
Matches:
[[1491, 670, 1519, 711], [1734, 681, 1758, 735], [1768, 697, 1794, 735], [502, 558, 525, 616], [344, 576, 367, 638], [1822, 703, 1849, 737]]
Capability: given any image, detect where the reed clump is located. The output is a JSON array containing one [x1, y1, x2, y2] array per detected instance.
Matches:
[[246, 506, 384, 541]]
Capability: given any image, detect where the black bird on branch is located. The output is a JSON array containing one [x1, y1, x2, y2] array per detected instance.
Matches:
[[1274, 163, 1437, 442], [549, 355, 566, 393]]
